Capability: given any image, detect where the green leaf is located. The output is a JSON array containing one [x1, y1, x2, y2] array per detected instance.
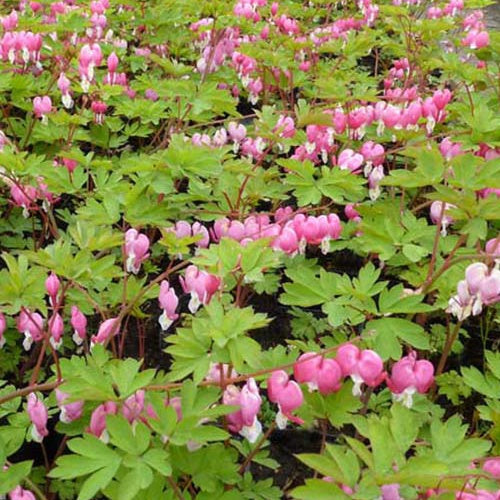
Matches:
[[391, 456, 451, 489], [486, 351, 500, 379], [345, 436, 374, 470], [107, 415, 151, 455], [280, 267, 336, 307], [296, 453, 344, 482], [50, 454, 109, 480], [430, 415, 467, 462], [143, 449, 172, 476], [118, 466, 154, 500], [324, 384, 363, 427], [402, 244, 429, 263], [378, 285, 434, 314], [462, 366, 500, 399], [0, 461, 33, 495], [324, 444, 360, 488], [461, 218, 488, 246], [366, 318, 429, 360], [291, 479, 351, 499], [368, 417, 400, 473], [188, 424, 230, 443], [78, 462, 121, 500], [390, 404, 422, 455], [227, 336, 262, 372]]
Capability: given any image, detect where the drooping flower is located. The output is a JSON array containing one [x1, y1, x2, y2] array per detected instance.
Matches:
[[448, 263, 500, 319], [223, 378, 262, 443], [45, 273, 60, 306], [483, 457, 500, 479], [91, 317, 120, 347], [179, 265, 221, 313], [27, 393, 49, 442], [430, 201, 456, 236], [57, 73, 73, 109], [33, 96, 52, 123], [55, 389, 84, 423], [336, 344, 385, 396], [267, 370, 304, 429], [485, 236, 500, 258], [122, 390, 145, 424], [158, 280, 179, 331], [124, 228, 150, 274], [386, 352, 434, 408], [91, 100, 107, 124], [380, 483, 401, 500], [293, 352, 343, 395], [8, 486, 36, 500], [17, 310, 44, 351], [337, 149, 364, 174], [87, 401, 118, 442], [70, 306, 87, 345], [48, 313, 64, 350]]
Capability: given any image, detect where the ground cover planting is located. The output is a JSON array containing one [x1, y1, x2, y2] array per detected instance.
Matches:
[[0, 0, 499, 498]]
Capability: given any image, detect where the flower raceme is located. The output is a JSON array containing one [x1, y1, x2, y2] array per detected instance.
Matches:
[[289, 213, 342, 254], [453, 457, 500, 499], [192, 210, 330, 255], [0, 30, 42, 66], [10, 178, 56, 217], [215, 346, 435, 442]]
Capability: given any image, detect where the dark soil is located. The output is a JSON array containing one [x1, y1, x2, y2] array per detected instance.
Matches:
[[251, 429, 323, 494]]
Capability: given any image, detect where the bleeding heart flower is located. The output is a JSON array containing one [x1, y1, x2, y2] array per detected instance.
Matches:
[[267, 370, 304, 429], [27, 393, 49, 442], [386, 352, 434, 408], [223, 378, 262, 443], [293, 352, 342, 395], [158, 280, 179, 331], [336, 344, 385, 396]]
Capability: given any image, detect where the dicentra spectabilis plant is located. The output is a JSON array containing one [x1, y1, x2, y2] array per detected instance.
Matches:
[[0, 0, 498, 498]]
